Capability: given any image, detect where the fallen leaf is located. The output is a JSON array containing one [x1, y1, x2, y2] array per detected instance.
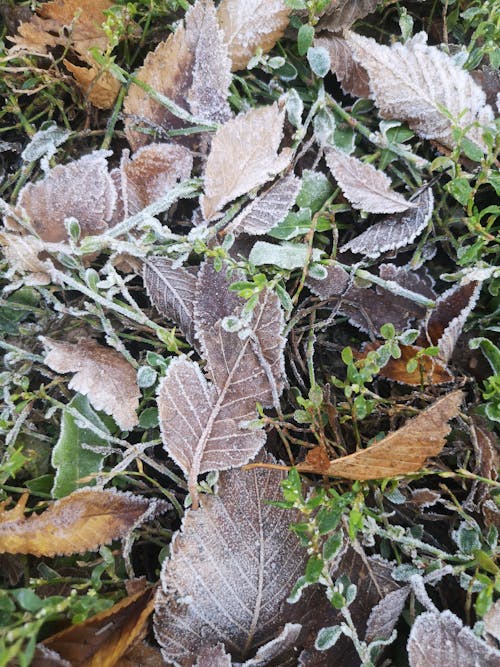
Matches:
[[124, 0, 231, 150], [365, 585, 411, 642], [346, 31, 494, 150], [362, 342, 453, 385], [153, 454, 308, 663], [115, 642, 164, 667], [297, 390, 463, 478], [41, 337, 140, 431], [201, 103, 292, 220], [315, 34, 370, 98], [217, 0, 291, 71], [0, 231, 62, 285], [407, 609, 500, 667], [63, 59, 121, 110], [325, 147, 414, 214], [307, 263, 350, 299], [340, 188, 434, 258], [0, 488, 165, 557], [483, 600, 500, 643], [315, 0, 379, 31]]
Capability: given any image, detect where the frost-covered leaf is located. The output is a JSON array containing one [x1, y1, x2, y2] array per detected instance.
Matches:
[[346, 31, 495, 150], [249, 240, 323, 269], [41, 338, 140, 431], [0, 231, 63, 286], [124, 0, 231, 150], [0, 489, 165, 557], [244, 624, 302, 666], [365, 586, 410, 642], [307, 263, 350, 299], [483, 600, 500, 642], [316, 0, 379, 31], [153, 455, 307, 663], [340, 188, 434, 258], [195, 644, 232, 667], [143, 257, 198, 343], [315, 34, 370, 98], [201, 103, 292, 219], [21, 122, 70, 163], [217, 0, 291, 71], [15, 151, 116, 242], [408, 610, 500, 667], [325, 148, 414, 213], [224, 174, 301, 237], [298, 390, 463, 479]]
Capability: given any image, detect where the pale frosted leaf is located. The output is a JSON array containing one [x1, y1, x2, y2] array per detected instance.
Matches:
[[315, 34, 370, 98], [316, 0, 379, 31], [143, 257, 198, 343], [201, 104, 292, 220], [298, 391, 463, 479], [153, 455, 307, 663], [325, 148, 414, 213], [244, 623, 302, 666], [225, 174, 301, 237], [0, 231, 63, 286], [21, 122, 70, 163], [16, 151, 116, 242], [340, 188, 434, 258], [41, 338, 140, 431], [124, 0, 231, 150], [306, 263, 350, 299], [346, 31, 495, 150], [195, 644, 231, 667], [365, 586, 410, 642], [217, 0, 291, 71], [408, 610, 500, 667], [483, 600, 500, 642], [248, 240, 323, 269]]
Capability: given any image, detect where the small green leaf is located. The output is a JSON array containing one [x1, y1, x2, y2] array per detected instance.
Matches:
[[307, 46, 330, 77], [323, 532, 344, 561], [305, 556, 324, 583], [447, 177, 473, 206], [298, 24, 315, 56], [315, 625, 342, 650]]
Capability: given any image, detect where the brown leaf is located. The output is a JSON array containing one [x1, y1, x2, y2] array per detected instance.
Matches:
[[0, 231, 63, 286], [483, 600, 500, 643], [315, 34, 370, 98], [361, 342, 453, 385], [316, 0, 379, 31], [297, 391, 463, 479], [307, 263, 350, 299], [124, 0, 231, 151], [0, 488, 163, 557], [15, 151, 116, 243], [41, 338, 140, 431], [115, 642, 164, 667], [217, 0, 291, 71], [201, 103, 292, 219], [63, 59, 121, 110]]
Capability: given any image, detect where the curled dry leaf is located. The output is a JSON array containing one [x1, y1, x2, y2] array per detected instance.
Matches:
[[297, 390, 463, 479], [346, 31, 494, 150], [63, 59, 121, 110], [41, 337, 140, 431], [315, 34, 370, 98], [201, 103, 292, 220], [325, 147, 414, 214], [153, 454, 308, 664], [0, 488, 166, 557], [217, 0, 291, 71], [124, 0, 231, 151]]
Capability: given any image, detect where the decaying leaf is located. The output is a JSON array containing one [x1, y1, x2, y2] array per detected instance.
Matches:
[[297, 390, 463, 478], [365, 586, 411, 643], [315, 34, 370, 98], [315, 0, 379, 31], [14, 151, 116, 243], [340, 188, 434, 258], [362, 342, 453, 385], [483, 600, 500, 643], [124, 0, 231, 150], [63, 59, 121, 110], [153, 454, 308, 664], [346, 31, 495, 150], [143, 257, 198, 343], [224, 173, 301, 237], [0, 231, 62, 286], [41, 337, 140, 431], [307, 263, 351, 299], [201, 103, 292, 220], [0, 488, 165, 557], [407, 609, 500, 667], [217, 0, 291, 71], [325, 147, 414, 214]]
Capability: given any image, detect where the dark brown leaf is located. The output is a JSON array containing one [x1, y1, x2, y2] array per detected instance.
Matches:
[[315, 34, 370, 98], [316, 0, 379, 31]]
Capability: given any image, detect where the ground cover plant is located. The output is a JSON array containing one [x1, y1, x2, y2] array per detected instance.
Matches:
[[0, 0, 499, 664]]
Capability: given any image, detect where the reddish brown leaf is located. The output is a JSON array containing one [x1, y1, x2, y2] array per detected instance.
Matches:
[[316, 0, 379, 31], [315, 34, 370, 98], [361, 342, 453, 385]]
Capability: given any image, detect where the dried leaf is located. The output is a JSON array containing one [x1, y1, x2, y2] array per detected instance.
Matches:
[[153, 455, 307, 663], [15, 151, 116, 242], [195, 644, 232, 667], [41, 338, 140, 431], [0, 489, 164, 557], [307, 263, 350, 299], [340, 188, 434, 258], [217, 0, 291, 71], [297, 390, 463, 478], [143, 257, 198, 343], [346, 31, 495, 150], [224, 174, 301, 237], [365, 586, 411, 642], [325, 147, 414, 214], [316, 0, 379, 31], [63, 58, 120, 110], [201, 103, 292, 220], [407, 610, 500, 667], [315, 34, 370, 98], [115, 642, 164, 667], [0, 231, 61, 285], [362, 342, 453, 385], [124, 0, 231, 151], [483, 600, 500, 642]]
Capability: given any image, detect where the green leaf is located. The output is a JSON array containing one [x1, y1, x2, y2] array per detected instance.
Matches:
[[315, 625, 342, 650], [307, 46, 330, 77], [296, 170, 334, 211], [446, 177, 472, 206], [470, 338, 500, 375], [305, 555, 324, 583], [268, 208, 312, 240], [298, 24, 315, 56], [249, 241, 323, 269], [323, 532, 344, 561], [461, 138, 484, 162]]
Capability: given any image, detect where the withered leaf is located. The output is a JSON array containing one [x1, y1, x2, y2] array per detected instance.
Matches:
[[217, 0, 291, 71], [340, 188, 434, 258], [124, 0, 231, 151], [407, 610, 500, 667], [307, 263, 350, 299], [143, 257, 198, 343], [153, 455, 307, 664], [325, 147, 414, 214], [365, 585, 411, 643], [15, 151, 116, 243], [195, 644, 232, 667], [0, 489, 165, 557], [41, 337, 140, 431], [224, 174, 301, 237], [63, 59, 121, 110], [0, 231, 63, 286], [297, 390, 463, 479], [483, 600, 500, 642], [316, 0, 379, 31], [346, 31, 494, 150], [315, 34, 370, 98], [362, 342, 453, 385], [201, 103, 292, 220]]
